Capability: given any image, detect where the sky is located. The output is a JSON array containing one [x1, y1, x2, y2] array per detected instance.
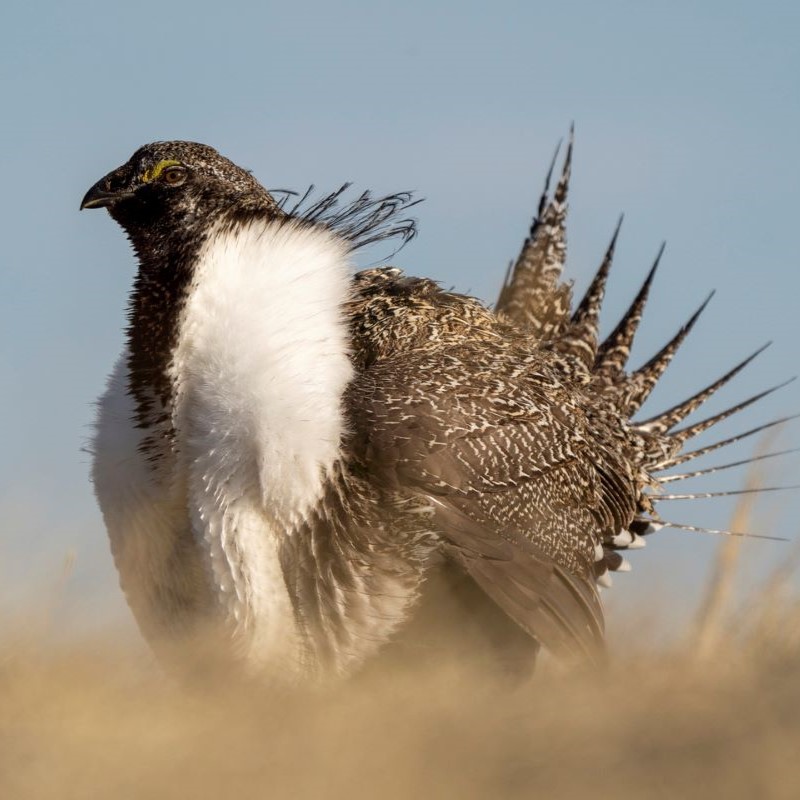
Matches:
[[1, 0, 799, 644]]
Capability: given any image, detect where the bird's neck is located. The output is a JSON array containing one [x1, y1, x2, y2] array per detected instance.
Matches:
[[124, 224, 207, 443]]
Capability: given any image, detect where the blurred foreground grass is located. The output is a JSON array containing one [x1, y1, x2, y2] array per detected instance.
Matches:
[[2, 585, 800, 799], [3, 472, 800, 800]]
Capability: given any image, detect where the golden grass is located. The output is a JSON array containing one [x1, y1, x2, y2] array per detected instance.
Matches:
[[2, 589, 799, 799], [3, 483, 800, 799]]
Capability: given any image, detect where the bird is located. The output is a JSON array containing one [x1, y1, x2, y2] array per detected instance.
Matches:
[[81, 136, 793, 682]]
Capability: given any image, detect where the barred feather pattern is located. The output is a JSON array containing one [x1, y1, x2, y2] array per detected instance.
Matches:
[[592, 246, 663, 382], [621, 291, 715, 417], [551, 217, 621, 369], [323, 156, 791, 660], [355, 137, 792, 604], [495, 132, 573, 338], [491, 136, 792, 572]]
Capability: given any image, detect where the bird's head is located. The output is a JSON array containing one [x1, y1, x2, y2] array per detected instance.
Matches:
[[80, 141, 277, 237], [82, 140, 420, 263]]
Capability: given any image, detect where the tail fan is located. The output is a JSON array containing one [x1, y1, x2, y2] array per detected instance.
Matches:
[[501, 132, 795, 581]]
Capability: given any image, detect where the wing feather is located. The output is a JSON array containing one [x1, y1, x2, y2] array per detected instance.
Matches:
[[346, 342, 618, 662]]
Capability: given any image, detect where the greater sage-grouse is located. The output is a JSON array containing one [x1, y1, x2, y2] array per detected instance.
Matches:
[[82, 137, 790, 681]]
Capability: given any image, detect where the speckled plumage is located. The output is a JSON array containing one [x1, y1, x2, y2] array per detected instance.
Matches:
[[83, 139, 784, 681]]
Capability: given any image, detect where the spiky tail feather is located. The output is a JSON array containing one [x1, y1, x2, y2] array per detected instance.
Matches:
[[496, 126, 574, 338], [501, 133, 795, 582]]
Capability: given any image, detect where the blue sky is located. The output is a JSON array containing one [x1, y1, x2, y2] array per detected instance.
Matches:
[[1, 0, 798, 642]]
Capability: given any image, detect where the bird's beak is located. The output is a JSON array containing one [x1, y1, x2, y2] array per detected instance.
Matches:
[[80, 168, 136, 210]]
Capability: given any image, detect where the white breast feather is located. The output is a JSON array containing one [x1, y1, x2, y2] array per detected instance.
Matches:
[[93, 356, 207, 643], [94, 219, 355, 676], [173, 219, 354, 669]]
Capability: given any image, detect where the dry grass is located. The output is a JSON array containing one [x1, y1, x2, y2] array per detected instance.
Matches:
[[3, 486, 800, 799], [2, 592, 799, 799]]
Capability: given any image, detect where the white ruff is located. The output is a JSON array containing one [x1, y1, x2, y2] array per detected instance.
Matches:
[[93, 356, 208, 647], [94, 219, 354, 675]]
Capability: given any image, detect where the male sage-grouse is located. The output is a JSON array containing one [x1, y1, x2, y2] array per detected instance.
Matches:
[[82, 136, 791, 681]]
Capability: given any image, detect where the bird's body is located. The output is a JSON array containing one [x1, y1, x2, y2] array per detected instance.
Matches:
[[84, 139, 783, 682]]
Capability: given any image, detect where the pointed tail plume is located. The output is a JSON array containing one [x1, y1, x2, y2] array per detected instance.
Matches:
[[503, 130, 796, 566], [496, 126, 574, 339], [593, 243, 664, 381], [553, 217, 623, 368], [623, 291, 715, 416]]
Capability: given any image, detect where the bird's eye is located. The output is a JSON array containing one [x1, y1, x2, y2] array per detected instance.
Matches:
[[161, 167, 187, 186]]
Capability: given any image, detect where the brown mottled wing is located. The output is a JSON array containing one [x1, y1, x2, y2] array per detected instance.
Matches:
[[430, 499, 604, 662], [347, 344, 609, 662]]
